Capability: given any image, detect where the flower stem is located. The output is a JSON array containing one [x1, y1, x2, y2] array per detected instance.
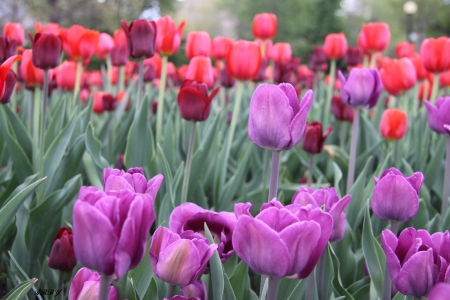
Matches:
[[58, 270, 64, 300], [382, 221, 398, 300], [346, 108, 360, 193], [165, 284, 175, 299], [32, 88, 41, 173], [71, 60, 83, 115], [118, 65, 125, 92], [362, 55, 369, 69], [265, 277, 280, 300], [305, 271, 316, 300], [340, 122, 346, 148], [136, 59, 144, 118], [38, 69, 49, 199], [323, 59, 336, 128], [316, 249, 327, 300], [268, 151, 281, 201], [98, 274, 110, 300], [156, 55, 168, 146], [431, 73, 440, 103], [106, 55, 113, 91], [442, 136, 450, 214], [180, 122, 197, 204], [308, 155, 314, 187], [369, 52, 377, 69], [10, 62, 18, 111]]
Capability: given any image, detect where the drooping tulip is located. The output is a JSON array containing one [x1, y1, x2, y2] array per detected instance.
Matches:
[[121, 19, 157, 59], [232, 199, 332, 279], [226, 40, 261, 81], [56, 61, 81, 91], [0, 55, 21, 104], [248, 83, 313, 151], [424, 96, 450, 135], [323, 33, 348, 60], [150, 226, 217, 287], [380, 58, 416, 96], [155, 16, 186, 56], [331, 95, 354, 122], [68, 268, 118, 300], [252, 13, 277, 40], [3, 23, 25, 46], [211, 37, 234, 60], [177, 80, 219, 122], [338, 68, 382, 108], [358, 22, 390, 53], [29, 33, 62, 70], [395, 41, 415, 58], [292, 187, 351, 242], [48, 227, 77, 273], [61, 25, 100, 63], [185, 31, 211, 60], [380, 109, 408, 140], [185, 56, 215, 89], [420, 37, 450, 73], [96, 33, 115, 60], [301, 122, 333, 154], [371, 167, 423, 222]]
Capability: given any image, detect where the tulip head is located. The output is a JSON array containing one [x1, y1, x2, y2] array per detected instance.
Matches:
[[270, 42, 292, 63], [121, 19, 157, 59], [248, 83, 313, 151], [344, 47, 363, 67], [110, 44, 129, 67], [3, 23, 25, 46], [177, 80, 219, 122], [424, 96, 450, 135], [371, 168, 423, 222], [0, 69, 17, 104], [226, 40, 261, 81], [358, 22, 390, 53], [395, 41, 415, 58], [331, 95, 354, 122], [219, 67, 235, 88], [410, 53, 428, 81], [211, 37, 234, 60], [56, 61, 80, 92], [155, 16, 186, 56], [181, 280, 207, 300], [380, 108, 408, 140], [420, 37, 450, 73], [310, 46, 327, 71], [69, 268, 118, 300], [61, 25, 100, 64], [185, 56, 215, 89], [0, 36, 18, 63], [380, 58, 416, 96], [428, 283, 450, 300], [323, 33, 348, 60], [96, 33, 114, 60], [48, 227, 77, 273], [185, 31, 211, 59], [252, 13, 277, 40], [301, 122, 333, 154], [338, 68, 382, 109]]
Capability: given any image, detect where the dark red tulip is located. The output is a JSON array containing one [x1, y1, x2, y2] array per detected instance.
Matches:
[[323, 33, 348, 60], [93, 91, 114, 114], [185, 56, 215, 89], [116, 154, 125, 170], [121, 19, 157, 59], [177, 80, 219, 122], [151, 100, 158, 115], [0, 36, 17, 63], [302, 122, 333, 154], [252, 13, 277, 40], [252, 58, 268, 82], [220, 67, 235, 88], [48, 227, 77, 273], [110, 44, 129, 67], [309, 46, 327, 71], [331, 95, 354, 122], [274, 58, 299, 84], [344, 47, 363, 67], [185, 31, 211, 60], [0, 70, 17, 104], [211, 37, 234, 60], [29, 32, 62, 69], [102, 93, 117, 111], [227, 40, 261, 81], [143, 60, 156, 83]]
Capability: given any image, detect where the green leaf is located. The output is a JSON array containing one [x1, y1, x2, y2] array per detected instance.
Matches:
[[113, 275, 137, 300], [2, 104, 32, 159], [85, 123, 110, 170], [223, 273, 237, 300], [285, 280, 307, 300], [229, 261, 249, 300], [2, 278, 38, 300], [329, 246, 355, 300], [332, 161, 343, 198], [128, 239, 153, 300], [156, 144, 174, 205], [424, 134, 446, 188], [142, 277, 158, 300], [204, 223, 224, 300], [0, 176, 45, 240], [362, 206, 385, 299], [391, 292, 407, 300], [44, 98, 66, 150]]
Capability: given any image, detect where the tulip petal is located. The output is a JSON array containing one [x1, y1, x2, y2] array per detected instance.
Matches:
[[105, 176, 134, 193], [291, 191, 319, 207], [289, 90, 313, 149], [169, 202, 205, 233], [278, 83, 300, 115], [424, 101, 444, 134], [130, 173, 147, 193], [428, 283, 450, 300], [381, 229, 401, 279], [150, 227, 181, 268], [232, 215, 291, 278], [146, 174, 164, 199], [394, 227, 417, 263], [328, 195, 352, 227], [234, 202, 252, 219], [255, 206, 299, 232], [406, 172, 424, 194], [367, 69, 382, 108]]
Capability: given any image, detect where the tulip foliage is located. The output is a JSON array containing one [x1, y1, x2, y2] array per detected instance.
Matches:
[[1, 15, 450, 300]]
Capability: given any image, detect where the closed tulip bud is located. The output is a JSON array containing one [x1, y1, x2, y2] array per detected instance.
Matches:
[[0, 69, 17, 104], [177, 80, 219, 122], [270, 42, 292, 63], [323, 33, 348, 60], [380, 58, 416, 96], [219, 67, 235, 88], [150, 227, 217, 286], [185, 31, 211, 60], [338, 68, 382, 108], [181, 280, 207, 300], [248, 83, 313, 151], [371, 167, 423, 222], [252, 13, 277, 40], [420, 37, 450, 73], [69, 268, 118, 300], [211, 37, 233, 60], [185, 56, 215, 89], [227, 40, 261, 81], [121, 19, 157, 59], [428, 283, 450, 300], [48, 227, 77, 273], [110, 44, 129, 67], [424, 96, 450, 134], [358, 22, 390, 53], [380, 109, 408, 140], [29, 32, 62, 69], [96, 33, 114, 60], [61, 25, 99, 63], [113, 29, 127, 46], [155, 16, 186, 56], [21, 50, 52, 87], [56, 61, 81, 91], [0, 36, 18, 63], [344, 47, 363, 67], [102, 93, 117, 111], [301, 122, 333, 154], [331, 95, 354, 122], [310, 46, 327, 71], [3, 23, 25, 46], [410, 53, 427, 80], [395, 41, 415, 58]]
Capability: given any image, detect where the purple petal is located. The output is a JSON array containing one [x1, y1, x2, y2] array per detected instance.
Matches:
[[130, 173, 147, 193], [218, 211, 237, 232], [169, 202, 205, 233], [146, 174, 164, 199], [278, 83, 300, 116], [103, 168, 124, 189], [234, 202, 252, 219], [425, 101, 445, 134], [367, 69, 382, 109], [105, 176, 134, 193], [69, 268, 98, 300], [395, 228, 417, 263], [338, 71, 348, 105], [328, 195, 352, 228], [191, 237, 218, 280], [150, 227, 181, 269], [428, 283, 450, 300], [260, 199, 285, 212], [329, 212, 347, 243], [255, 206, 299, 232], [288, 90, 313, 149], [381, 229, 401, 279], [406, 172, 424, 194], [291, 191, 319, 207]]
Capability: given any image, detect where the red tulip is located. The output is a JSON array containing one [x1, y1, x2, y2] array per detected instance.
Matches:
[[155, 16, 186, 56], [177, 65, 188, 82], [410, 53, 428, 81], [323, 33, 348, 60], [87, 70, 103, 88], [270, 42, 292, 63], [211, 37, 234, 60], [380, 58, 416, 96], [146, 53, 162, 78], [439, 69, 450, 88], [420, 37, 450, 73], [61, 25, 100, 63], [143, 59, 156, 83], [226, 40, 261, 81], [177, 80, 219, 122], [56, 60, 81, 91], [302, 122, 333, 154], [395, 41, 415, 58], [80, 88, 90, 103], [29, 32, 62, 69], [358, 22, 390, 53], [96, 33, 115, 60], [121, 19, 157, 59], [380, 109, 408, 140], [331, 95, 354, 122], [93, 91, 115, 114], [0, 55, 21, 104], [3, 23, 25, 46], [113, 29, 127, 46], [252, 13, 277, 40], [185, 56, 215, 89], [20, 50, 51, 87], [117, 90, 130, 111], [418, 81, 432, 102], [48, 227, 77, 273], [185, 31, 211, 60], [35, 22, 61, 35], [297, 64, 314, 82]]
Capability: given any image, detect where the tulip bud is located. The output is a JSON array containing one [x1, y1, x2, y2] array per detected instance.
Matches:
[[309, 46, 327, 71], [252, 13, 277, 40], [301, 122, 333, 154], [358, 22, 390, 53], [185, 31, 211, 60], [323, 33, 348, 60], [211, 37, 234, 60], [143, 60, 156, 83], [56, 61, 80, 92], [29, 32, 62, 70], [410, 53, 427, 80], [379, 109, 408, 140], [177, 80, 219, 122], [0, 37, 17, 63], [331, 95, 354, 122], [155, 16, 186, 56], [116, 154, 125, 170], [48, 227, 77, 273], [338, 68, 382, 109], [121, 19, 157, 59], [185, 56, 215, 89], [424, 96, 450, 135], [113, 29, 127, 46], [380, 58, 416, 96], [0, 70, 17, 104], [270, 42, 292, 63], [227, 40, 261, 81], [344, 47, 363, 67], [3, 23, 25, 46], [102, 94, 117, 111], [96, 33, 114, 60], [420, 37, 450, 73], [219, 67, 235, 88], [181, 280, 207, 300], [395, 41, 415, 58]]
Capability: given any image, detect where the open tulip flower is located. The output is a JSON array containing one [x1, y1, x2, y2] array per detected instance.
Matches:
[[232, 199, 332, 279], [61, 25, 99, 64], [248, 83, 313, 151], [150, 226, 217, 287], [155, 16, 186, 56], [424, 96, 450, 135], [177, 80, 219, 122], [338, 68, 382, 109]]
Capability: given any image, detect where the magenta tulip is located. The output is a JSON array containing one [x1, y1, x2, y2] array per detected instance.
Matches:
[[69, 268, 118, 300], [338, 68, 382, 108], [181, 280, 207, 300]]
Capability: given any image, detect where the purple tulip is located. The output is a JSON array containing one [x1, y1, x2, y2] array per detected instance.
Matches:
[[371, 167, 423, 222], [169, 202, 236, 262], [424, 96, 450, 135], [248, 83, 313, 151], [338, 68, 382, 108], [69, 268, 118, 300], [428, 283, 450, 300], [73, 187, 157, 280], [292, 187, 351, 242], [103, 167, 163, 199], [381, 228, 450, 297], [150, 227, 217, 287], [232, 199, 332, 279], [181, 280, 207, 300]]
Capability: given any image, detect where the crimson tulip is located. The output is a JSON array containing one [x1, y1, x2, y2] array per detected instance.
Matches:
[[29, 32, 62, 69], [331, 95, 354, 122], [110, 44, 128, 67], [113, 29, 127, 46], [177, 80, 219, 122], [358, 22, 390, 53], [302, 122, 333, 154], [270, 42, 292, 63], [211, 37, 234, 60], [380, 58, 416, 96], [309, 46, 327, 71], [226, 40, 261, 81], [418, 80, 432, 102], [185, 31, 211, 60], [56, 61, 81, 91], [48, 227, 77, 273], [0, 36, 17, 63], [96, 33, 114, 60], [35, 22, 60, 35], [121, 19, 157, 59], [155, 16, 186, 56], [3, 23, 24, 46], [395, 41, 415, 58], [344, 47, 363, 67], [420, 37, 450, 73], [380, 109, 408, 140], [0, 55, 21, 104], [324, 33, 348, 60], [61, 25, 99, 64], [252, 13, 277, 40]]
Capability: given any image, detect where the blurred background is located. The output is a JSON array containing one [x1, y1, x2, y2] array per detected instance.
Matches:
[[1, 0, 449, 64]]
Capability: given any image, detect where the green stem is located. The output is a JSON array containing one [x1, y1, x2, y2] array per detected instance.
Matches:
[[308, 155, 314, 187], [58, 270, 64, 300], [118, 65, 125, 92], [369, 52, 377, 69], [180, 122, 197, 204], [262, 150, 270, 203], [165, 284, 175, 299], [136, 59, 144, 118], [305, 272, 316, 300], [362, 55, 369, 69], [340, 122, 346, 148], [323, 59, 336, 128], [98, 274, 110, 300], [442, 136, 450, 214], [156, 55, 168, 146], [268, 150, 281, 201], [106, 55, 112, 91], [265, 277, 280, 300], [346, 108, 360, 193], [382, 221, 398, 300], [71, 60, 83, 115], [32, 88, 41, 173], [38, 70, 49, 199], [431, 73, 440, 103]]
